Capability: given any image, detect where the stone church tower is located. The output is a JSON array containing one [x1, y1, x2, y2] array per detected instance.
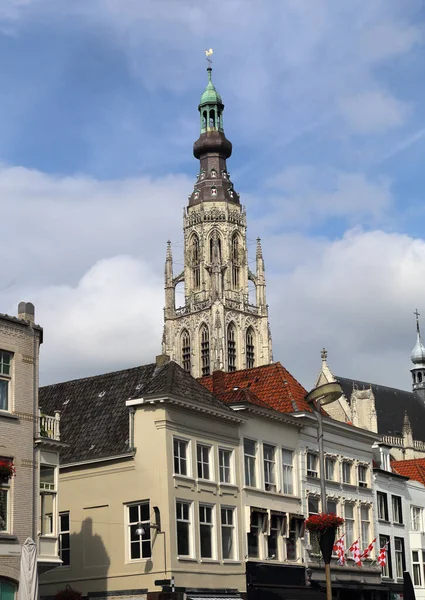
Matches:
[[162, 66, 272, 377]]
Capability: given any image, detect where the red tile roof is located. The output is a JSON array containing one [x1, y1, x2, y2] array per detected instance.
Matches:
[[199, 362, 311, 413], [391, 458, 425, 486]]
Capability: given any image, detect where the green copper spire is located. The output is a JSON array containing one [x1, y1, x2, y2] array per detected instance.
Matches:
[[198, 67, 224, 133]]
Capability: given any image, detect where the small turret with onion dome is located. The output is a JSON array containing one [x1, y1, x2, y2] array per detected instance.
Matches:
[[411, 309, 425, 401]]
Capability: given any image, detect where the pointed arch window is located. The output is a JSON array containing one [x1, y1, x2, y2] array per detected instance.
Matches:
[[227, 322, 237, 372], [192, 235, 201, 290], [200, 325, 210, 376], [232, 233, 240, 289], [246, 327, 255, 369], [181, 330, 191, 373]]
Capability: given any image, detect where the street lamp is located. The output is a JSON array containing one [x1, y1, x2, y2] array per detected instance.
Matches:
[[305, 381, 343, 600]]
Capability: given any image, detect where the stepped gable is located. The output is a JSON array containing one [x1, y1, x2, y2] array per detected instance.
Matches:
[[337, 376, 425, 440], [200, 362, 311, 413], [392, 458, 425, 486], [40, 360, 230, 464]]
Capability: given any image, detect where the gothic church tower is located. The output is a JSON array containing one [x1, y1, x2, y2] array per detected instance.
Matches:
[[162, 67, 272, 377]]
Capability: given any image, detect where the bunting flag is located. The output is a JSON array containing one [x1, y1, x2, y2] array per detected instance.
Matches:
[[378, 541, 389, 567], [360, 537, 376, 560], [333, 534, 346, 566], [349, 539, 362, 567]]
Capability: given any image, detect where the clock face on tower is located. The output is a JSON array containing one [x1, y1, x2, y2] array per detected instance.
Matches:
[[162, 67, 272, 378]]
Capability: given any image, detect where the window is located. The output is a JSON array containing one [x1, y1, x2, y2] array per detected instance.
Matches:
[[307, 453, 318, 478], [286, 517, 299, 561], [0, 488, 8, 532], [392, 495, 403, 524], [197, 444, 211, 480], [342, 461, 351, 484], [327, 500, 337, 514], [0, 351, 12, 411], [128, 502, 151, 560], [358, 465, 368, 487], [267, 514, 281, 560], [344, 504, 354, 548], [413, 551, 422, 586], [380, 535, 392, 578], [40, 465, 56, 535], [394, 537, 405, 579], [282, 449, 294, 494], [227, 323, 237, 372], [176, 501, 192, 556], [412, 506, 423, 531], [219, 448, 232, 484], [360, 505, 370, 551], [192, 235, 200, 290], [174, 438, 188, 476], [0, 579, 16, 600], [325, 457, 335, 481], [59, 512, 70, 566], [263, 444, 276, 492], [377, 492, 389, 521], [247, 511, 264, 558], [221, 507, 235, 560], [244, 439, 256, 487], [232, 234, 240, 289], [200, 325, 210, 376], [308, 497, 320, 553], [199, 505, 214, 559], [246, 328, 255, 369], [181, 330, 191, 373]]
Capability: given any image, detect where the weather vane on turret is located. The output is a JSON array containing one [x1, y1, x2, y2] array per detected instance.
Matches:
[[205, 48, 213, 66]]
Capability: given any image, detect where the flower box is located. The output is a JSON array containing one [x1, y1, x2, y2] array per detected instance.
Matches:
[[0, 460, 15, 482], [305, 512, 344, 533]]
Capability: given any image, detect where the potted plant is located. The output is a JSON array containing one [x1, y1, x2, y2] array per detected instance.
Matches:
[[305, 512, 344, 564], [0, 460, 15, 483], [54, 587, 82, 600]]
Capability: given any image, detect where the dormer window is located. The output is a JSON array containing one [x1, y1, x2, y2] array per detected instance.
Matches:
[[210, 169, 217, 179], [229, 190, 234, 198], [200, 170, 206, 180], [211, 187, 217, 197], [221, 170, 228, 180], [194, 190, 200, 200]]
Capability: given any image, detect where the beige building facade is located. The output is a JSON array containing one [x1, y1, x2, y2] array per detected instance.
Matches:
[[0, 303, 63, 600]]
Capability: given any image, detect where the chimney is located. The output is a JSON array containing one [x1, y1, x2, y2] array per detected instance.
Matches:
[[212, 370, 226, 395], [156, 354, 171, 368], [18, 302, 35, 323]]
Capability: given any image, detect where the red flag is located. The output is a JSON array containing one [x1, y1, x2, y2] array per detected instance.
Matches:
[[349, 539, 362, 567], [378, 541, 389, 567], [360, 538, 376, 560]]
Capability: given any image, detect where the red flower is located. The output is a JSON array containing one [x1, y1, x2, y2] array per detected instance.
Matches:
[[305, 512, 344, 532], [0, 460, 16, 479]]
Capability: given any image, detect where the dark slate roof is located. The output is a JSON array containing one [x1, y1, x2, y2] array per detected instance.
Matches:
[[337, 376, 425, 441], [39, 360, 230, 464]]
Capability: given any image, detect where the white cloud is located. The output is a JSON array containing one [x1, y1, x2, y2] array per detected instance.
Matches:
[[339, 90, 410, 133]]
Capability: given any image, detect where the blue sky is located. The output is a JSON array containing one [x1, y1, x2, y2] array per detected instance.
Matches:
[[1, 0, 425, 389]]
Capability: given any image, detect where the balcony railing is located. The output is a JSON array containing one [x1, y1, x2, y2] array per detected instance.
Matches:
[[37, 410, 61, 441]]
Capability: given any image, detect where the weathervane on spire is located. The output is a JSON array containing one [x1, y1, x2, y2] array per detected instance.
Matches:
[[205, 48, 213, 66]]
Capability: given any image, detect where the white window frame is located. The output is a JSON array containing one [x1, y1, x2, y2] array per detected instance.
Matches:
[[360, 504, 370, 551], [39, 464, 57, 536], [0, 485, 10, 533], [263, 444, 276, 492], [377, 492, 389, 521], [282, 449, 294, 495], [325, 457, 335, 481], [307, 452, 318, 478], [221, 506, 237, 561], [197, 444, 211, 480], [218, 448, 233, 484], [127, 501, 151, 562], [344, 503, 355, 549], [244, 439, 257, 487], [342, 461, 352, 484], [380, 534, 391, 578], [59, 511, 70, 567], [412, 550, 422, 586], [411, 506, 423, 531], [199, 503, 215, 560], [176, 500, 193, 558], [358, 464, 368, 487], [0, 351, 12, 412], [392, 495, 403, 524], [394, 537, 405, 579], [174, 437, 190, 477]]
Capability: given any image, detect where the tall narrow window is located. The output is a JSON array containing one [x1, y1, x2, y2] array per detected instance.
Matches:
[[267, 514, 281, 560], [174, 438, 189, 476], [244, 439, 257, 487], [191, 235, 200, 290], [219, 448, 232, 484], [360, 505, 370, 551], [325, 457, 335, 481], [176, 501, 192, 557], [412, 506, 423, 531], [392, 495, 403, 524], [227, 323, 236, 372], [246, 328, 255, 368], [199, 505, 214, 558], [221, 507, 236, 560], [282, 449, 294, 494], [128, 502, 151, 560], [181, 330, 191, 373], [263, 444, 276, 492], [231, 233, 240, 289], [59, 512, 71, 566], [395, 538, 405, 579], [412, 551, 422, 586], [247, 511, 263, 558], [377, 492, 389, 521], [0, 351, 12, 411], [40, 465, 56, 535], [344, 504, 354, 548], [200, 325, 210, 376], [197, 444, 211, 480], [380, 535, 391, 578]]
